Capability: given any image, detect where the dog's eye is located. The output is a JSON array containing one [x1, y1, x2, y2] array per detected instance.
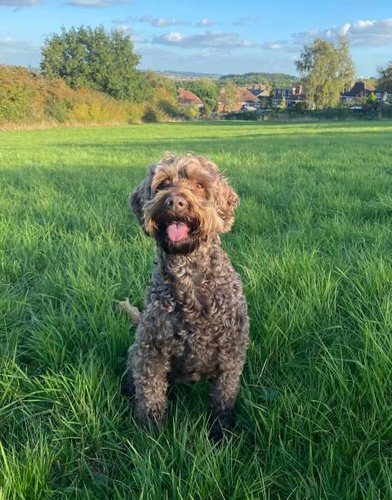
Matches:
[[156, 180, 170, 191], [196, 182, 204, 190]]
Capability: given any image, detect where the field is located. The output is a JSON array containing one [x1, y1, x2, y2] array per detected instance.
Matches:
[[0, 121, 391, 498]]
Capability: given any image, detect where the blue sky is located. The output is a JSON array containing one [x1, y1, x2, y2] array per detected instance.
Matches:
[[1, 0, 392, 76]]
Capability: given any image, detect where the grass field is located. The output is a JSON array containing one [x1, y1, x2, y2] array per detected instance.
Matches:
[[0, 121, 391, 499]]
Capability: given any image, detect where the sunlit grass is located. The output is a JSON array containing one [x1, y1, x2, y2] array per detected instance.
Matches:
[[0, 121, 391, 498]]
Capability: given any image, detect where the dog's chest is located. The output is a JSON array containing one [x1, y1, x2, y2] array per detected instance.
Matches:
[[169, 324, 220, 381]]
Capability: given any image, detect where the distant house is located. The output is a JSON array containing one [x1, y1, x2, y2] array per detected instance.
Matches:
[[218, 86, 260, 112], [341, 81, 388, 104], [247, 84, 270, 99], [271, 84, 306, 107], [177, 88, 204, 108]]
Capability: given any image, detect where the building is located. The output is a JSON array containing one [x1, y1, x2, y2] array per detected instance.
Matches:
[[341, 81, 388, 104], [218, 86, 260, 113], [247, 84, 270, 99], [271, 84, 306, 107], [177, 88, 204, 108]]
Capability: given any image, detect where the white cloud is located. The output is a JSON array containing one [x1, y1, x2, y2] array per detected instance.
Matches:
[[138, 45, 296, 75], [197, 19, 218, 27], [162, 32, 185, 43], [0, 36, 34, 49], [112, 25, 147, 43], [0, 0, 41, 6], [66, 0, 131, 7], [0, 37, 13, 44], [136, 15, 189, 27], [0, 36, 41, 66], [151, 31, 258, 50], [349, 18, 392, 46], [261, 41, 286, 50], [292, 18, 392, 47]]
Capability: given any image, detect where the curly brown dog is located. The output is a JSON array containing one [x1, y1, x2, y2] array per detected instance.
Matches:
[[120, 153, 249, 441]]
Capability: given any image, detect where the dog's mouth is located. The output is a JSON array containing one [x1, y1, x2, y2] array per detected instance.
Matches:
[[166, 221, 190, 243], [155, 218, 199, 255]]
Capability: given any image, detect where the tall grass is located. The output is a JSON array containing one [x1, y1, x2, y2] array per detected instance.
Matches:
[[0, 121, 391, 498]]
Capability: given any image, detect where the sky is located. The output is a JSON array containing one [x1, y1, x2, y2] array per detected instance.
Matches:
[[1, 0, 392, 77]]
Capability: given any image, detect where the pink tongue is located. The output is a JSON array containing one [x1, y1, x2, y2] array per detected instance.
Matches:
[[167, 222, 189, 242]]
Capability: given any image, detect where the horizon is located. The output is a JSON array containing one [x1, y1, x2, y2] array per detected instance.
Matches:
[[1, 1, 392, 78]]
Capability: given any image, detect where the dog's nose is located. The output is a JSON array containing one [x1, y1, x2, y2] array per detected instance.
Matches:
[[165, 194, 189, 213]]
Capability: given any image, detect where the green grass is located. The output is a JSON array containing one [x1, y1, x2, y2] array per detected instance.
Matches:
[[0, 121, 391, 499]]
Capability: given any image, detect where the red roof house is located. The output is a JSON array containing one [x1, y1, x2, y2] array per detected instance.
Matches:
[[177, 88, 204, 108]]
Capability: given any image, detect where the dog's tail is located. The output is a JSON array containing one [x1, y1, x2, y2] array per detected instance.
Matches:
[[117, 298, 141, 325]]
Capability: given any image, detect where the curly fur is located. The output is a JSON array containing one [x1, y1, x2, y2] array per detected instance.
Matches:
[[122, 153, 249, 440]]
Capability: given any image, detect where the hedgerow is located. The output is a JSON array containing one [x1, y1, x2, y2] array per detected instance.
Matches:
[[0, 65, 179, 128]]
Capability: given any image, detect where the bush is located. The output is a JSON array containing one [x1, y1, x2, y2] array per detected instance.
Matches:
[[181, 103, 200, 120], [142, 105, 166, 123], [154, 87, 180, 119], [224, 110, 261, 120], [0, 65, 143, 127], [0, 65, 183, 127], [67, 88, 128, 123], [125, 102, 146, 123], [0, 65, 44, 123], [44, 78, 76, 122]]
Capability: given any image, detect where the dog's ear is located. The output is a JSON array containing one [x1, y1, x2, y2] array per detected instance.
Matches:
[[214, 174, 239, 233], [129, 163, 156, 226]]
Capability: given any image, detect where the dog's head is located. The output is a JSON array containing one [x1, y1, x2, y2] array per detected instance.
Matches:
[[130, 153, 239, 255]]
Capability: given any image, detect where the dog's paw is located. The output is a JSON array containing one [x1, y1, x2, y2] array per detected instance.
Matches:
[[121, 371, 136, 399], [209, 410, 235, 443], [116, 298, 141, 324]]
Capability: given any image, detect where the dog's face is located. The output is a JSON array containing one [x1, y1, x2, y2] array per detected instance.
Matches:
[[130, 154, 239, 255]]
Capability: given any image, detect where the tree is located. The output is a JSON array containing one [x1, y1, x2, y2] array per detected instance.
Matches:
[[377, 60, 392, 93], [41, 26, 142, 101], [296, 37, 355, 109], [366, 92, 378, 105], [278, 96, 287, 110], [221, 81, 237, 112]]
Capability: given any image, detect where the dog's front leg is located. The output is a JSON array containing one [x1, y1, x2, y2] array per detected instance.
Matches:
[[209, 365, 243, 441], [131, 343, 170, 425]]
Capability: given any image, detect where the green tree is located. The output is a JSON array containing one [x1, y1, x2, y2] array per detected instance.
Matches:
[[366, 92, 378, 105], [278, 96, 287, 110], [221, 81, 237, 112], [296, 37, 355, 109], [41, 26, 142, 101], [377, 60, 392, 93]]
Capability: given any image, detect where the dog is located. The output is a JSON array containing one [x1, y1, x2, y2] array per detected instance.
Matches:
[[120, 153, 249, 441]]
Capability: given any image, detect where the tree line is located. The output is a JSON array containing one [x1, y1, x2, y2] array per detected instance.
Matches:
[[40, 26, 392, 109], [2, 25, 392, 127]]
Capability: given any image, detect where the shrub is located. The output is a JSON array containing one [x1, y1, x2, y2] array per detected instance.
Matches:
[[0, 65, 133, 127], [151, 86, 180, 120], [67, 88, 128, 124], [224, 110, 259, 120], [44, 78, 76, 122], [0, 65, 184, 127], [0, 65, 44, 123], [125, 102, 146, 123], [142, 105, 167, 123], [181, 103, 200, 120]]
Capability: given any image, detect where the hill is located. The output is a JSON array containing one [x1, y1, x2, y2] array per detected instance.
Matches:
[[159, 70, 222, 80], [219, 72, 299, 87], [160, 70, 299, 87]]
